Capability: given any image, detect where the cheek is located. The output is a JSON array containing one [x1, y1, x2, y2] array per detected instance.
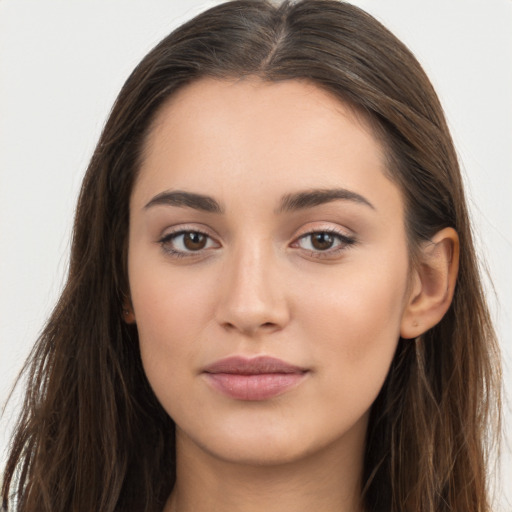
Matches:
[[128, 257, 217, 401], [130, 250, 216, 331], [299, 252, 409, 400]]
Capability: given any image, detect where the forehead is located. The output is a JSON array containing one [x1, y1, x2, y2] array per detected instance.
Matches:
[[143, 77, 381, 160], [134, 77, 401, 220]]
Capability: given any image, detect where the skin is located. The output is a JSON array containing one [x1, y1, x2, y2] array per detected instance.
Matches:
[[126, 78, 458, 512]]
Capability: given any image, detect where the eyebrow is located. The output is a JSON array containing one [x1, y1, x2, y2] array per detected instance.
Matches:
[[144, 187, 375, 214], [276, 188, 375, 213], [144, 190, 224, 213]]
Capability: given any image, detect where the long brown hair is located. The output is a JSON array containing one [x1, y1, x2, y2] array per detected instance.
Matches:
[[2, 1, 501, 511]]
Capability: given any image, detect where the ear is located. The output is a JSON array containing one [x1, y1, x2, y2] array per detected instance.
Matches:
[[122, 297, 136, 324], [400, 227, 459, 339]]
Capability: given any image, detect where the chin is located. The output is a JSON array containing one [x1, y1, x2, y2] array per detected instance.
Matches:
[[199, 434, 317, 467], [176, 411, 365, 468]]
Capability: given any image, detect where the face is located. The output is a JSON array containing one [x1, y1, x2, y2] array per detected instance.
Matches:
[[127, 78, 412, 466]]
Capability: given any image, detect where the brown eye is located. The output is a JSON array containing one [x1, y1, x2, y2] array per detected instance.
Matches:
[[310, 232, 335, 250], [183, 232, 207, 250], [294, 230, 356, 257], [160, 230, 218, 256]]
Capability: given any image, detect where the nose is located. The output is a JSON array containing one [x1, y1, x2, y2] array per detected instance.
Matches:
[[215, 241, 290, 336]]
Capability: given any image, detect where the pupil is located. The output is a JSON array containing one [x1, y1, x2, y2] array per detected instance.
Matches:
[[184, 232, 206, 250], [312, 233, 334, 250]]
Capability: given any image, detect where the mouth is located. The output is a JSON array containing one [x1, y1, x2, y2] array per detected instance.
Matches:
[[202, 356, 309, 401]]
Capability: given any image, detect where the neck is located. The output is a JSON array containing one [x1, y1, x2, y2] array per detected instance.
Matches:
[[165, 422, 366, 512]]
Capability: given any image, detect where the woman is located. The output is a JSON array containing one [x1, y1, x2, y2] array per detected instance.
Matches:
[[1, 1, 502, 511]]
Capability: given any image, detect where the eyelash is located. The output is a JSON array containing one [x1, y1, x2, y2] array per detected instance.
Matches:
[[292, 228, 357, 258], [158, 228, 357, 259], [158, 229, 217, 258]]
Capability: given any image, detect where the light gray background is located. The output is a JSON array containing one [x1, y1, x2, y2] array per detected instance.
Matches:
[[1, 0, 511, 508]]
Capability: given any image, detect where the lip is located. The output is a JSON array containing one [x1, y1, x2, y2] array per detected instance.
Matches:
[[202, 356, 309, 401]]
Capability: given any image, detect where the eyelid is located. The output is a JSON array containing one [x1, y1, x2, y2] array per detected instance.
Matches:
[[290, 224, 357, 258], [158, 224, 221, 257], [292, 222, 355, 241], [159, 223, 213, 238], [156, 222, 356, 259]]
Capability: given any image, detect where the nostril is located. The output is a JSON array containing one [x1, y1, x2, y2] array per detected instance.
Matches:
[[220, 320, 279, 334]]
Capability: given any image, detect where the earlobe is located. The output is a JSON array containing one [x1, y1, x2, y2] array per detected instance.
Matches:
[[122, 299, 136, 324], [400, 227, 459, 339]]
